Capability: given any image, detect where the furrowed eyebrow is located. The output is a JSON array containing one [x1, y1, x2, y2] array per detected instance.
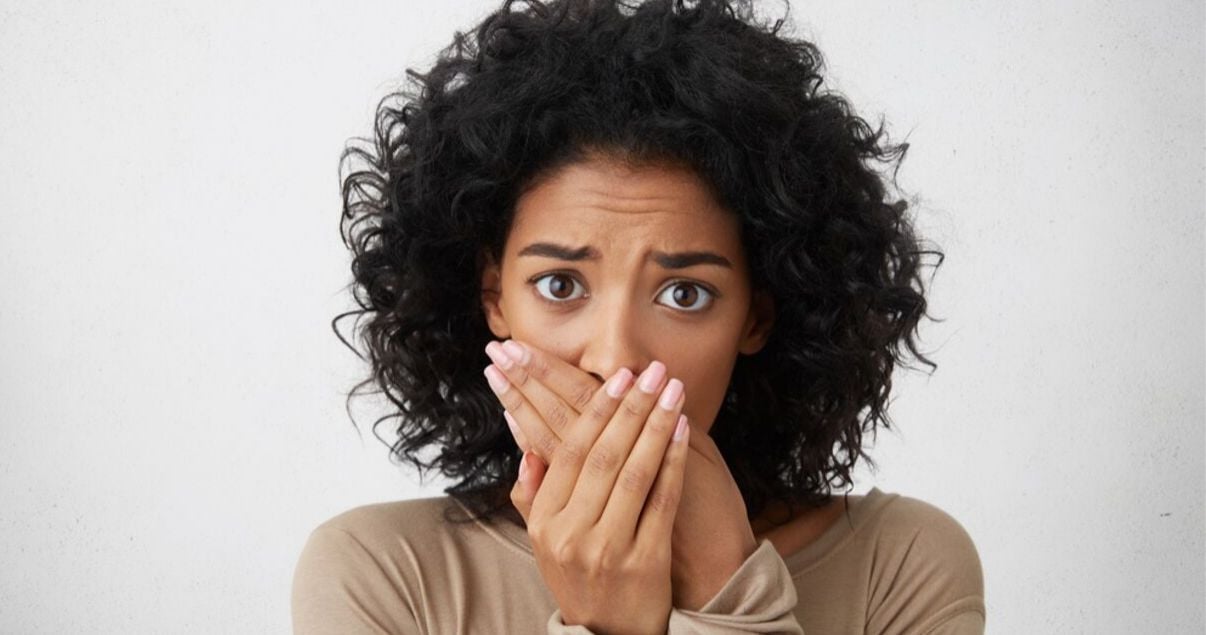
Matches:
[[651, 250, 733, 270], [517, 242, 600, 262], [517, 242, 733, 270]]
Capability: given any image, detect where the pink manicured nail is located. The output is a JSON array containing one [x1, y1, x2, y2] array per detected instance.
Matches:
[[605, 368, 634, 398], [484, 365, 510, 394], [485, 341, 513, 370], [658, 378, 683, 410], [518, 453, 529, 481], [673, 415, 689, 441], [637, 361, 666, 394], [501, 340, 530, 366]]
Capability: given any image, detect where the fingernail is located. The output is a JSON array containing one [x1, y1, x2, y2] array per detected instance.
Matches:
[[485, 342, 513, 370], [518, 453, 529, 481], [674, 414, 689, 441], [638, 361, 666, 394], [484, 365, 510, 394], [501, 340, 530, 366], [658, 378, 683, 410], [605, 368, 634, 398]]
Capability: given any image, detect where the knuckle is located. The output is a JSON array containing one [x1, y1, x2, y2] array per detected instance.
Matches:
[[587, 398, 616, 422], [570, 383, 595, 411], [646, 413, 674, 437], [550, 537, 578, 565], [592, 542, 621, 572], [500, 392, 526, 414], [527, 353, 552, 380], [510, 366, 532, 389], [573, 538, 610, 571], [644, 487, 679, 515], [633, 542, 670, 567], [617, 464, 652, 493], [554, 440, 586, 465], [616, 553, 646, 576], [546, 405, 571, 431], [533, 430, 560, 460], [620, 397, 647, 419], [585, 446, 620, 475]]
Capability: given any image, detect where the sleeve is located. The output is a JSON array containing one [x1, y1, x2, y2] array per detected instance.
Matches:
[[924, 606, 986, 634], [665, 538, 805, 634], [291, 524, 423, 635], [546, 609, 599, 634], [542, 539, 801, 634]]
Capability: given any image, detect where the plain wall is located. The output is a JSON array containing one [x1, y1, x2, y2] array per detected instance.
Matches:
[[1, 0, 1202, 632]]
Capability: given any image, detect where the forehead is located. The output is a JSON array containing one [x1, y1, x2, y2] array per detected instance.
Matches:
[[508, 156, 743, 256]]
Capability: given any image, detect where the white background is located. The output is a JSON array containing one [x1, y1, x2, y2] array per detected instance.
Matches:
[[1, 1, 1202, 633]]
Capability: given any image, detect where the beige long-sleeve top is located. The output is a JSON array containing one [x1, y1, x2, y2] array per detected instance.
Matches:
[[291, 486, 985, 634]]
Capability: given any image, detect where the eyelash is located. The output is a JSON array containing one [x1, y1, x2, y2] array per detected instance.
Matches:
[[526, 272, 720, 313]]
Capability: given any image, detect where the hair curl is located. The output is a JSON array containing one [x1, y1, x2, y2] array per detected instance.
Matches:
[[333, 0, 945, 529]]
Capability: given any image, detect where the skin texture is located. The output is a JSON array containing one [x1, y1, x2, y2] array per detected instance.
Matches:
[[480, 151, 807, 613]]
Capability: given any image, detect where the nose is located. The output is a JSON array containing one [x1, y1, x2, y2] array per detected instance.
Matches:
[[575, 296, 650, 386]]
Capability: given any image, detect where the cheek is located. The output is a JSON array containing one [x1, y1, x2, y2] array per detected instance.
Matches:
[[676, 351, 739, 431], [504, 283, 580, 335], [502, 290, 557, 336]]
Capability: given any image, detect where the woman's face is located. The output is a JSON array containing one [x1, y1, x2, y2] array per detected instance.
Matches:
[[480, 152, 774, 434]]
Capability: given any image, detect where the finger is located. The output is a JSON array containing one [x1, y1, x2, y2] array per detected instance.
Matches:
[[634, 414, 690, 551], [530, 366, 635, 521], [501, 339, 603, 415], [504, 411, 529, 454], [509, 451, 547, 526], [598, 376, 685, 537], [525, 452, 547, 497], [562, 361, 671, 527], [484, 364, 560, 463], [485, 341, 579, 441]]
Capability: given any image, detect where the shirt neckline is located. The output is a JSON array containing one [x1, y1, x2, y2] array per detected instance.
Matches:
[[782, 486, 894, 574]]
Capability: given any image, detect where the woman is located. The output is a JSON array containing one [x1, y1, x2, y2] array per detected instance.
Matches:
[[293, 0, 985, 633]]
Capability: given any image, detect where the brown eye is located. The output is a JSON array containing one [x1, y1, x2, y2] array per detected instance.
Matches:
[[671, 284, 697, 306], [532, 273, 586, 302], [656, 282, 714, 312]]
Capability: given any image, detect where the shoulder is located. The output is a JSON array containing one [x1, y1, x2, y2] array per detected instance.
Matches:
[[872, 494, 982, 567], [868, 492, 984, 590], [293, 495, 459, 583], [311, 495, 460, 549], [863, 492, 986, 632], [291, 496, 468, 634]]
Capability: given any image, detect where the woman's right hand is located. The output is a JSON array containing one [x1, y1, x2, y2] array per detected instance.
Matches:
[[498, 361, 691, 635]]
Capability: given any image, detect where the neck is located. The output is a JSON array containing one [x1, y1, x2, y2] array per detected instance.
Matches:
[[750, 496, 845, 559]]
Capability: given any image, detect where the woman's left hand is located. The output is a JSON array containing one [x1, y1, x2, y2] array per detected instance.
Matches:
[[483, 338, 759, 610]]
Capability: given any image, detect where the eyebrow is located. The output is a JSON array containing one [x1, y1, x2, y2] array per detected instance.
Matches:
[[517, 242, 733, 270]]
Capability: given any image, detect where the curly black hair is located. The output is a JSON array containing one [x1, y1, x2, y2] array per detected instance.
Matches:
[[333, 0, 945, 530]]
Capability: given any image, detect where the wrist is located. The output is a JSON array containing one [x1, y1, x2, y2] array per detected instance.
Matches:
[[671, 556, 746, 611]]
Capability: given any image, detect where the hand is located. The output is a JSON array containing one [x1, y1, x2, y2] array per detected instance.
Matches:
[[484, 339, 758, 611], [484, 349, 691, 635]]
